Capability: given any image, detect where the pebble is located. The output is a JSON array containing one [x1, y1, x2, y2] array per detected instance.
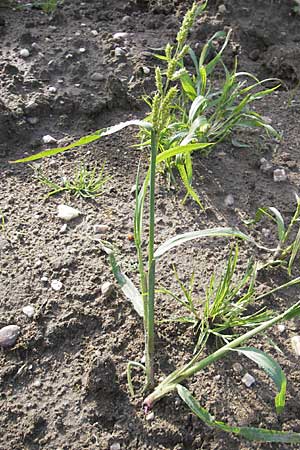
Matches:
[[242, 373, 256, 387], [51, 280, 63, 291], [146, 412, 155, 421], [22, 305, 35, 318], [291, 336, 300, 356], [42, 135, 57, 144], [94, 224, 109, 233], [273, 168, 287, 182], [260, 157, 273, 173], [262, 228, 271, 239], [224, 194, 234, 207], [113, 32, 128, 41], [91, 72, 105, 81], [232, 362, 243, 373], [27, 116, 39, 125], [114, 47, 126, 57], [91, 30, 98, 36], [278, 324, 286, 333], [57, 204, 80, 221], [0, 325, 20, 349], [101, 281, 114, 298], [218, 4, 227, 13], [41, 276, 48, 282], [48, 86, 57, 93], [78, 47, 86, 53], [110, 444, 121, 450], [20, 48, 30, 58], [142, 66, 150, 75]]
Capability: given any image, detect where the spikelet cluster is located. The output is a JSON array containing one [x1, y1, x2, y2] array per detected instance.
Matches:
[[160, 87, 178, 130], [155, 67, 163, 94], [176, 2, 198, 47]]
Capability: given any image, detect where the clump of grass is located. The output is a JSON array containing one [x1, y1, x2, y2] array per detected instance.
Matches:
[[246, 194, 300, 275], [31, 163, 111, 199]]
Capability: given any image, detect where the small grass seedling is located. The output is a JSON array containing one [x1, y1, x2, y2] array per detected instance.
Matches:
[[31, 163, 111, 199], [246, 194, 300, 274]]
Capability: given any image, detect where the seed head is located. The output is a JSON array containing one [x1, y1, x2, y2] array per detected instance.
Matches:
[[176, 2, 198, 47], [166, 59, 177, 81], [155, 67, 163, 94], [151, 93, 161, 131], [160, 87, 178, 130]]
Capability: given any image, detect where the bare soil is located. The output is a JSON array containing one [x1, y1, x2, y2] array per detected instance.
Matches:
[[1, 1, 300, 449]]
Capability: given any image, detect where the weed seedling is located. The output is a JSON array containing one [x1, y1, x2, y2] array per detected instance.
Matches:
[[31, 163, 111, 199]]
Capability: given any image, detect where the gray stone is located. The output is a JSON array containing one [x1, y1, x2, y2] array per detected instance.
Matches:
[[101, 281, 114, 298], [91, 72, 105, 81], [273, 168, 287, 182], [0, 325, 20, 348]]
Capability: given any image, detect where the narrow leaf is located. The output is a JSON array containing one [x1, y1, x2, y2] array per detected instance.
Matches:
[[177, 385, 300, 443], [236, 347, 286, 414], [157, 142, 213, 164], [154, 228, 253, 259]]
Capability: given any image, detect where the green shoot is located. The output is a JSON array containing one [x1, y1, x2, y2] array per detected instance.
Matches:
[[31, 163, 111, 199], [246, 194, 300, 274]]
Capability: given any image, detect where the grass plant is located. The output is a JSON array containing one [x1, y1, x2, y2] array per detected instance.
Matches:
[[31, 163, 111, 199], [246, 194, 300, 274], [11, 1, 300, 444]]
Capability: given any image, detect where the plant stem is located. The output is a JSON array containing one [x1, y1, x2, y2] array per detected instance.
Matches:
[[144, 301, 300, 408], [145, 129, 158, 387]]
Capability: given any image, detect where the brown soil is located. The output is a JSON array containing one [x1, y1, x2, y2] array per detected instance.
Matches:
[[1, 0, 300, 449]]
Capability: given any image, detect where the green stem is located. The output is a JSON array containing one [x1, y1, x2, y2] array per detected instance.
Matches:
[[145, 129, 158, 387], [144, 301, 300, 408]]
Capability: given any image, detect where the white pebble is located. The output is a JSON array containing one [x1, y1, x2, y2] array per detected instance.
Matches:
[[20, 48, 30, 58], [224, 194, 234, 207], [291, 336, 300, 356], [48, 86, 57, 93], [51, 280, 63, 291], [101, 281, 114, 298], [22, 305, 35, 318], [31, 42, 40, 49], [110, 444, 121, 450], [42, 135, 57, 144], [114, 47, 126, 57], [142, 66, 150, 75], [60, 223, 68, 233], [113, 32, 128, 41], [273, 168, 287, 182], [41, 276, 48, 282], [78, 47, 86, 53], [218, 4, 227, 13], [65, 53, 73, 59], [242, 373, 256, 387], [27, 117, 39, 125], [57, 204, 80, 221], [277, 324, 285, 333], [146, 412, 155, 421], [91, 30, 98, 36], [262, 228, 271, 239], [91, 72, 105, 81], [75, 31, 81, 36]]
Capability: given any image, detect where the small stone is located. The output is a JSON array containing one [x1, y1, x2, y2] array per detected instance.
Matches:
[[242, 373, 256, 387], [41, 276, 48, 282], [101, 281, 114, 298], [60, 224, 68, 233], [22, 305, 35, 318], [142, 66, 150, 75], [20, 48, 30, 58], [113, 32, 128, 41], [0, 325, 20, 349], [27, 117, 39, 125], [91, 30, 98, 36], [78, 47, 86, 53], [91, 72, 105, 81], [262, 228, 271, 239], [31, 42, 40, 50], [260, 158, 273, 173], [94, 224, 109, 234], [291, 335, 300, 356], [224, 194, 234, 207], [218, 4, 227, 13], [57, 204, 80, 221], [110, 444, 121, 450], [51, 280, 63, 291], [277, 324, 285, 333], [75, 31, 81, 36], [114, 47, 126, 57], [232, 362, 243, 373], [33, 379, 42, 388], [42, 135, 57, 144], [146, 412, 155, 421], [273, 168, 287, 182], [48, 86, 57, 93]]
